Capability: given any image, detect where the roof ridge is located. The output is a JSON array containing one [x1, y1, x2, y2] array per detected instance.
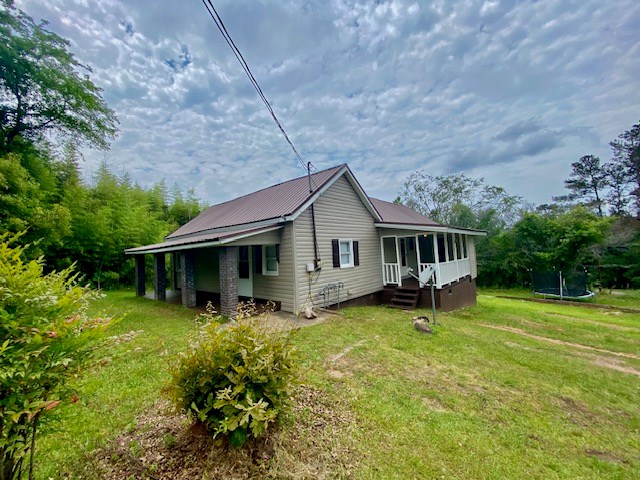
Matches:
[[206, 163, 345, 210]]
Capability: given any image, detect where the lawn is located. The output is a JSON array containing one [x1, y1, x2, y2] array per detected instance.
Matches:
[[37, 291, 640, 479]]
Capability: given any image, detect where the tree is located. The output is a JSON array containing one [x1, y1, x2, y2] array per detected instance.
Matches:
[[398, 171, 524, 231], [554, 155, 607, 216], [604, 161, 631, 216], [610, 121, 640, 217], [0, 1, 117, 151]]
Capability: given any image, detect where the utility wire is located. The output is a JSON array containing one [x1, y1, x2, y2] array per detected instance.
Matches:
[[201, 0, 317, 187]]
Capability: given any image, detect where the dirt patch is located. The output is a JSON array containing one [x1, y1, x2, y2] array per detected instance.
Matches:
[[585, 448, 629, 464], [591, 357, 640, 377], [329, 339, 368, 362], [518, 319, 564, 331], [556, 396, 598, 427], [421, 396, 449, 412], [480, 324, 640, 360], [503, 340, 539, 352], [91, 385, 361, 479]]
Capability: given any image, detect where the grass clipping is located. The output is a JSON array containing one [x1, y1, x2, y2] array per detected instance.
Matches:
[[92, 385, 360, 479]]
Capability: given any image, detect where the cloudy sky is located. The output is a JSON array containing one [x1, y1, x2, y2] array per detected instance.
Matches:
[[17, 0, 640, 206]]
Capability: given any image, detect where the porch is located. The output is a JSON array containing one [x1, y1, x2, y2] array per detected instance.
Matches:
[[132, 243, 280, 317], [380, 232, 473, 289]]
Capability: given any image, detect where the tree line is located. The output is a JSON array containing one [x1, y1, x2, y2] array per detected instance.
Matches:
[[398, 120, 640, 289], [0, 1, 204, 288]]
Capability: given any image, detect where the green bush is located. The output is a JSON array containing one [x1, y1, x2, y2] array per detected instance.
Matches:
[[166, 304, 297, 447], [0, 233, 113, 479]]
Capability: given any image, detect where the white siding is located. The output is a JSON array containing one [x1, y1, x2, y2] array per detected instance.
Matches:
[[253, 223, 295, 312], [293, 175, 382, 311], [468, 236, 478, 278]]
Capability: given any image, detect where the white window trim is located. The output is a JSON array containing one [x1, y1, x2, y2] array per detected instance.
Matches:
[[339, 238, 354, 269], [262, 245, 279, 276]]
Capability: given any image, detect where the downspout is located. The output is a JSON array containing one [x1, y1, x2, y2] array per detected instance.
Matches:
[[308, 162, 320, 268]]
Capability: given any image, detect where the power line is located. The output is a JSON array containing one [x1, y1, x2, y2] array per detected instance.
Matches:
[[201, 0, 317, 187]]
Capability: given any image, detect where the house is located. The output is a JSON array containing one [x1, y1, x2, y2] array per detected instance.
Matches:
[[125, 164, 486, 316]]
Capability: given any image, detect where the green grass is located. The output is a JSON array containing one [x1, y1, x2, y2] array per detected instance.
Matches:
[[37, 291, 197, 479], [38, 290, 640, 479], [481, 286, 640, 309]]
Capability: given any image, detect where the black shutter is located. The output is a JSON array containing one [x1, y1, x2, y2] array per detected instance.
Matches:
[[332, 239, 340, 267], [275, 244, 280, 263], [254, 245, 262, 274], [353, 240, 359, 266]]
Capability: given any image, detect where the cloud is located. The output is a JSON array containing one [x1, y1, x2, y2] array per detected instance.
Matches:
[[13, 0, 640, 207]]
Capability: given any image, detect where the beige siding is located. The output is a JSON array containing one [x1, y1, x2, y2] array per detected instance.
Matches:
[[225, 229, 282, 246], [252, 223, 295, 312], [468, 236, 478, 278], [293, 175, 382, 311]]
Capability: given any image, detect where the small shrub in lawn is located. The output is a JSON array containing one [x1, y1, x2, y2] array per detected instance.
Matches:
[[166, 302, 297, 447]]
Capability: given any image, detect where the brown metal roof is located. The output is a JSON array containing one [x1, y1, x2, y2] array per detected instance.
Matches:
[[125, 224, 282, 254], [369, 197, 443, 227], [167, 165, 345, 239]]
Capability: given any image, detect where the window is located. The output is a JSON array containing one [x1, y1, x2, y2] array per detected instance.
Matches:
[[238, 246, 250, 279], [332, 239, 359, 268], [339, 239, 353, 268], [262, 244, 279, 276]]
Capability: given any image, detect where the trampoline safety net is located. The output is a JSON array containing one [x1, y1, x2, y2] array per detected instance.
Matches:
[[530, 270, 593, 299]]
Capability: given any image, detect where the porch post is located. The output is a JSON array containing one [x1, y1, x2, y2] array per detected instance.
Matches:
[[135, 255, 146, 297], [415, 235, 422, 275], [172, 252, 178, 290], [219, 246, 239, 318], [153, 253, 166, 301], [180, 251, 196, 307], [433, 234, 441, 289], [394, 236, 402, 287], [380, 235, 386, 286]]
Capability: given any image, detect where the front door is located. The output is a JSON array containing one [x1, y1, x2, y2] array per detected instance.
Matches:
[[237, 246, 253, 297]]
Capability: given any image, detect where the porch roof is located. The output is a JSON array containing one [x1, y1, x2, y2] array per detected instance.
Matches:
[[370, 198, 486, 236], [124, 224, 283, 255]]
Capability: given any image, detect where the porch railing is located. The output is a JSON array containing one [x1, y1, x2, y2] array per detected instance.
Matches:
[[383, 263, 401, 286], [420, 259, 471, 288]]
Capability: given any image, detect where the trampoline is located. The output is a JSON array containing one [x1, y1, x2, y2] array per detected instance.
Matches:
[[530, 269, 595, 300]]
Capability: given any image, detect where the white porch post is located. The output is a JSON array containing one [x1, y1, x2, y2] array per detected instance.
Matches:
[[380, 235, 386, 286], [415, 235, 421, 271], [453, 234, 459, 279], [394, 236, 402, 287], [433, 234, 441, 289]]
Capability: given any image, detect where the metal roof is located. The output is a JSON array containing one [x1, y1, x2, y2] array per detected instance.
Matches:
[[125, 224, 283, 255], [369, 197, 443, 227], [167, 165, 345, 239]]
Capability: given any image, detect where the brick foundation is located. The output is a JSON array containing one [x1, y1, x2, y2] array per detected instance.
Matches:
[[418, 276, 477, 311], [219, 246, 239, 318]]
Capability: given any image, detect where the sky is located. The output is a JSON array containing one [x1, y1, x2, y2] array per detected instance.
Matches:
[[16, 0, 640, 207]]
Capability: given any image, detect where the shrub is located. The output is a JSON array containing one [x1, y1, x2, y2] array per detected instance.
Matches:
[[0, 233, 113, 479], [166, 303, 297, 447]]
